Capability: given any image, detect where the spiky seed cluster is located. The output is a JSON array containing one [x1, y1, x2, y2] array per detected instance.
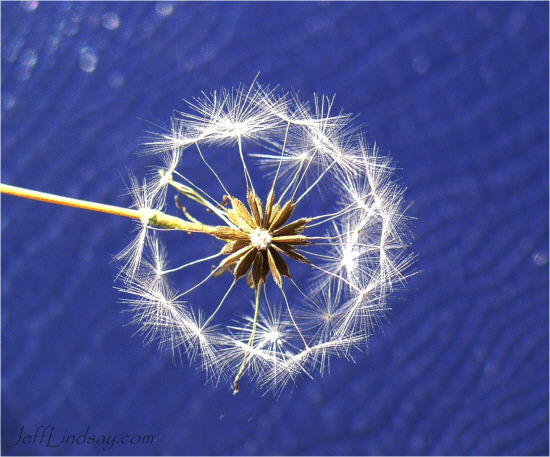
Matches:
[[117, 81, 412, 395], [213, 190, 311, 288]]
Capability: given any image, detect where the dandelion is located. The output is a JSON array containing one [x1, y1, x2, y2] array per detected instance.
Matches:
[[1, 80, 412, 395]]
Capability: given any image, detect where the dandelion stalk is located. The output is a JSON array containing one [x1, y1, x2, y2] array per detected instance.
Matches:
[[0, 183, 217, 234], [1, 183, 143, 220]]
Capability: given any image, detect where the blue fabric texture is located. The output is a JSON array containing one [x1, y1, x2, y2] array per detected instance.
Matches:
[[2, 2, 548, 455]]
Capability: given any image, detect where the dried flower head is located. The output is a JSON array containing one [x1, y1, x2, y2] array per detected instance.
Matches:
[[117, 81, 413, 395]]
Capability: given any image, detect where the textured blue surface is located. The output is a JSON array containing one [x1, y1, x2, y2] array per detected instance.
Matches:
[[1, 2, 548, 455]]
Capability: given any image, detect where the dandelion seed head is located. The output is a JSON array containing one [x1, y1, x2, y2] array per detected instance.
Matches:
[[117, 80, 412, 394]]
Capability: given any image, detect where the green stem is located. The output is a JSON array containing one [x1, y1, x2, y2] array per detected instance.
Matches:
[[166, 175, 234, 227], [147, 209, 218, 233], [0, 183, 219, 234]]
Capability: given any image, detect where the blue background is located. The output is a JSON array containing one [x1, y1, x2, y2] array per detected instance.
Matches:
[[2, 2, 548, 455]]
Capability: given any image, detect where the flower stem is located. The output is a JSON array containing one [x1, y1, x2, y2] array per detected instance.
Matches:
[[0, 183, 218, 234], [233, 280, 263, 395], [1, 183, 142, 219]]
